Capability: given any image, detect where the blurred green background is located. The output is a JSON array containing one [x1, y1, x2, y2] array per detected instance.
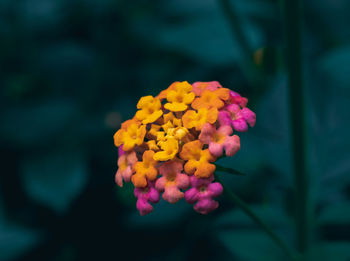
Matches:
[[0, 0, 349, 260]]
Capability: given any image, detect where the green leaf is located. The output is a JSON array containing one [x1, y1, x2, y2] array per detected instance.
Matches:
[[130, 0, 269, 65], [318, 202, 350, 225], [0, 194, 40, 261], [215, 204, 292, 228], [215, 205, 294, 260], [216, 164, 246, 176], [127, 200, 191, 228], [318, 44, 350, 90], [307, 241, 350, 261], [218, 230, 286, 261], [20, 149, 88, 213], [1, 100, 78, 147], [310, 54, 350, 202], [0, 224, 40, 261]]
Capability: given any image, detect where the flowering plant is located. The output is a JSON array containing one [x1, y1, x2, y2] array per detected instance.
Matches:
[[114, 81, 256, 215]]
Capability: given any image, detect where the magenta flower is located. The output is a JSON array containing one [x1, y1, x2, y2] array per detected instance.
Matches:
[[134, 181, 160, 216], [229, 90, 248, 107], [218, 104, 256, 132], [118, 145, 125, 157], [185, 175, 223, 215], [156, 160, 190, 203], [115, 146, 138, 187], [199, 123, 240, 157]]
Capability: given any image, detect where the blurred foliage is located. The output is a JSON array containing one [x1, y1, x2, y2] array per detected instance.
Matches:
[[0, 0, 349, 260]]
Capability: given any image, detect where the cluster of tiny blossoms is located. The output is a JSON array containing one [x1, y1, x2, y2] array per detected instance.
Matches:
[[114, 81, 256, 216]]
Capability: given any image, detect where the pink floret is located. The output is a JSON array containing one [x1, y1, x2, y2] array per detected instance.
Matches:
[[184, 175, 223, 215], [199, 123, 240, 157], [218, 104, 256, 132], [134, 182, 160, 216]]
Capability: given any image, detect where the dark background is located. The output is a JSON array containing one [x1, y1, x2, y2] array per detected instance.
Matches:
[[1, 0, 349, 260]]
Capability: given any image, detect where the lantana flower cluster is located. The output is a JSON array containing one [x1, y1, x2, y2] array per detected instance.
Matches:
[[114, 81, 256, 215]]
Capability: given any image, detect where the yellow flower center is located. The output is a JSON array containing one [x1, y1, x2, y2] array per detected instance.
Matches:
[[213, 133, 225, 143], [119, 159, 128, 170], [176, 94, 183, 103]]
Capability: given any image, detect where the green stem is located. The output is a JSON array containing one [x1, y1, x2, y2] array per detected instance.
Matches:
[[281, 0, 309, 255], [218, 0, 252, 59], [216, 164, 246, 176], [215, 174, 298, 260], [217, 0, 265, 88]]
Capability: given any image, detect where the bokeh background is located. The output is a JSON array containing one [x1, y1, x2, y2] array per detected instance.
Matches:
[[1, 0, 349, 260]]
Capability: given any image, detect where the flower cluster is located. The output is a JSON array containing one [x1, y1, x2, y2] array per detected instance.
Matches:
[[114, 81, 256, 215]]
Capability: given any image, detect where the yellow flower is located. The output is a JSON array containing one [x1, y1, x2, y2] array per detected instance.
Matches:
[[182, 108, 218, 131], [147, 124, 161, 139], [135, 96, 163, 124], [114, 123, 146, 151], [147, 140, 160, 151], [167, 127, 189, 141], [161, 112, 181, 133], [156, 131, 166, 142], [163, 112, 180, 124], [156, 112, 191, 143], [153, 137, 179, 161], [132, 150, 158, 187], [156, 126, 189, 145], [164, 81, 195, 112]]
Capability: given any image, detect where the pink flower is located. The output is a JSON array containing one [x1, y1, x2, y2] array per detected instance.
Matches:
[[118, 145, 126, 157], [229, 90, 248, 107], [218, 104, 256, 132], [134, 181, 160, 216], [185, 175, 223, 215], [199, 123, 240, 157], [192, 81, 222, 96], [156, 160, 190, 203], [115, 146, 138, 187]]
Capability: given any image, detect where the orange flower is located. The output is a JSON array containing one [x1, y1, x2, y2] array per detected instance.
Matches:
[[157, 82, 179, 100], [114, 123, 146, 151], [164, 81, 195, 112], [135, 96, 163, 124], [191, 88, 230, 110], [182, 108, 218, 131], [121, 118, 141, 129], [132, 150, 158, 187], [179, 140, 216, 178]]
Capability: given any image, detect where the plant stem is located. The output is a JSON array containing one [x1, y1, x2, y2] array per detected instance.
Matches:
[[215, 174, 298, 260], [217, 0, 264, 88], [281, 0, 309, 255], [218, 0, 252, 60]]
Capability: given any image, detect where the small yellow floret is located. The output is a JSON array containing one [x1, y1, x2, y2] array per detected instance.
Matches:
[[164, 81, 195, 112], [182, 108, 218, 131], [114, 123, 146, 151], [153, 137, 179, 161], [135, 96, 163, 124]]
